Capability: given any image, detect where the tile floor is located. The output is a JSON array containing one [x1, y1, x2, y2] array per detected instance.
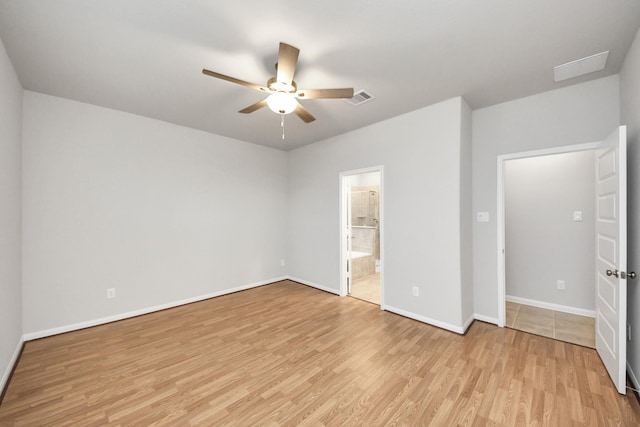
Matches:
[[506, 301, 595, 348], [350, 273, 380, 304], [348, 286, 595, 348]]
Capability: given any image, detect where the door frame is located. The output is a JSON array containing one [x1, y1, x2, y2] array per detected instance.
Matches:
[[496, 141, 601, 327], [339, 166, 384, 307]]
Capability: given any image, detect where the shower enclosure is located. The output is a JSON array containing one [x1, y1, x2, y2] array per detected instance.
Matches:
[[350, 188, 380, 281]]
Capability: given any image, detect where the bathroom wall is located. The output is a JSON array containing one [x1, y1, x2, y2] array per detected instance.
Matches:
[[350, 176, 380, 280], [351, 255, 375, 280], [351, 225, 376, 280], [351, 225, 376, 253], [351, 186, 379, 227]]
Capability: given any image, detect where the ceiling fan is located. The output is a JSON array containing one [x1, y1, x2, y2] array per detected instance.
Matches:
[[202, 42, 354, 124]]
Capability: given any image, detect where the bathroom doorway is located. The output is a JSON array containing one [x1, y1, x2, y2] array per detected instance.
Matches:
[[340, 167, 383, 305]]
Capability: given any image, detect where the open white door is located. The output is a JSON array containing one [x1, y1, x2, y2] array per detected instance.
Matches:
[[595, 125, 627, 395]]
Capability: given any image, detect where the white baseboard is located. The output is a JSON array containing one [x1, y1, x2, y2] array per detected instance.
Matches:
[[1, 336, 24, 395], [462, 314, 475, 333], [287, 276, 340, 295], [474, 313, 499, 325], [24, 276, 288, 341], [628, 361, 640, 393], [382, 305, 465, 334], [506, 295, 595, 318]]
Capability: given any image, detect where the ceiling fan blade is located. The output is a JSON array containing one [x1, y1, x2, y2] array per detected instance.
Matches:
[[202, 69, 268, 92], [239, 99, 268, 114], [276, 42, 300, 86], [294, 102, 316, 123], [296, 88, 354, 99]]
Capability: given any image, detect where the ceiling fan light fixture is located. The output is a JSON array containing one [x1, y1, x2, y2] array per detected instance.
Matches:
[[203, 42, 352, 125], [267, 92, 297, 114]]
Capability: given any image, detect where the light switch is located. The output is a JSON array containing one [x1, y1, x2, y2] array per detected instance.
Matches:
[[477, 212, 489, 222], [573, 211, 583, 222]]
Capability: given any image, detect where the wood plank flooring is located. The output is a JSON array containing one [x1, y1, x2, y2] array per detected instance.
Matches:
[[1, 280, 639, 426]]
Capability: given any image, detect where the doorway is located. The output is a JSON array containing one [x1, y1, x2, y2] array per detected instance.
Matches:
[[340, 167, 383, 306], [502, 150, 596, 348], [496, 126, 628, 394]]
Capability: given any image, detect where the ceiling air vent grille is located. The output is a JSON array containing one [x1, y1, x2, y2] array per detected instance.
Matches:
[[344, 90, 375, 106]]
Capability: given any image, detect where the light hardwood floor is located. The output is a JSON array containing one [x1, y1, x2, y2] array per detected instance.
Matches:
[[2, 280, 639, 426]]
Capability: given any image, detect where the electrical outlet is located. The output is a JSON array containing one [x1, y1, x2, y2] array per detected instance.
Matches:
[[280, 259, 285, 267], [476, 212, 489, 222], [107, 288, 116, 299], [557, 280, 565, 290], [412, 286, 419, 297]]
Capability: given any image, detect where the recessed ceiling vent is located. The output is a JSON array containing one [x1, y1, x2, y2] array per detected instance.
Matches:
[[553, 51, 609, 83], [344, 90, 375, 106]]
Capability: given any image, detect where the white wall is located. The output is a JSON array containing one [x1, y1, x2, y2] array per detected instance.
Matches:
[[504, 151, 595, 313], [288, 97, 473, 332], [0, 36, 23, 393], [620, 27, 640, 390], [22, 92, 289, 336], [472, 75, 620, 323], [459, 100, 474, 323]]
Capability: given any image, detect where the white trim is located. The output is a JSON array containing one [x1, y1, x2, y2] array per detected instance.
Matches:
[[498, 141, 602, 162], [496, 140, 603, 328], [462, 314, 475, 333], [627, 360, 640, 393], [338, 165, 385, 178], [497, 157, 506, 327], [1, 336, 24, 394], [383, 305, 466, 334], [287, 276, 341, 295], [617, 126, 628, 395], [474, 313, 499, 325], [340, 175, 351, 297], [506, 295, 596, 318], [24, 277, 287, 341]]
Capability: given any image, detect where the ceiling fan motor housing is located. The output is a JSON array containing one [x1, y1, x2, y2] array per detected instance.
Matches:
[[267, 76, 297, 93]]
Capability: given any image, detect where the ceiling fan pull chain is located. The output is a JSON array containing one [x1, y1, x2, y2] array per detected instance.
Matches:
[[281, 113, 285, 140]]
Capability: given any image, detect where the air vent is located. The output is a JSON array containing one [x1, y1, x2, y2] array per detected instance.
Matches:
[[344, 90, 375, 106], [554, 51, 609, 82]]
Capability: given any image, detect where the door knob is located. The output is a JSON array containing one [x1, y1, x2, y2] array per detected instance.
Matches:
[[607, 269, 619, 278], [606, 269, 636, 279]]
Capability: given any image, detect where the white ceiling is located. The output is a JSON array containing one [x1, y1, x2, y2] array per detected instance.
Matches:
[[1, 1, 639, 151]]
